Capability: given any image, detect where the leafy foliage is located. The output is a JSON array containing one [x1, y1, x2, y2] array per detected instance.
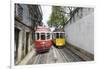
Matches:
[[48, 6, 68, 27]]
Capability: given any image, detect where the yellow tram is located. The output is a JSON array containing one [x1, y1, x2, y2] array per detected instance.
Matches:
[[53, 31, 65, 47]]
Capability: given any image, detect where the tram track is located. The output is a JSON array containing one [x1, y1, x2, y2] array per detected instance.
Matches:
[[54, 46, 85, 62], [65, 45, 93, 61], [57, 48, 70, 62], [46, 47, 56, 63], [62, 47, 83, 62], [52, 46, 67, 63], [33, 54, 42, 64], [29, 44, 93, 65], [32, 50, 51, 64]]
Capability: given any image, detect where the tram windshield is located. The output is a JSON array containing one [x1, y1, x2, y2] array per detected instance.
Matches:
[[41, 33, 45, 40], [55, 32, 64, 38], [56, 33, 59, 38], [59, 33, 64, 38], [47, 33, 50, 39], [36, 32, 51, 40]]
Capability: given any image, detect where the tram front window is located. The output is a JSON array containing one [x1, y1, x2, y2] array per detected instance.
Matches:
[[41, 33, 45, 40], [60, 33, 64, 38], [47, 33, 50, 39], [56, 33, 59, 38]]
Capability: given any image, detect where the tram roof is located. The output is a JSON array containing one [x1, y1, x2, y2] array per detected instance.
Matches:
[[53, 32, 65, 33], [36, 26, 51, 32]]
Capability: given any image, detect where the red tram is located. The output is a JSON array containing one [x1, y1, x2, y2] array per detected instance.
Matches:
[[34, 26, 52, 53]]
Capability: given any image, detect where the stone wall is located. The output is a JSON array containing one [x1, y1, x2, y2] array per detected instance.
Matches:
[[64, 8, 94, 54]]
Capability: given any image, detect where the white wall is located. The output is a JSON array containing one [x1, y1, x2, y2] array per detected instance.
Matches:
[[64, 12, 94, 54]]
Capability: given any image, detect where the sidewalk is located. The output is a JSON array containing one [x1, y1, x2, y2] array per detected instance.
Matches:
[[19, 49, 36, 65]]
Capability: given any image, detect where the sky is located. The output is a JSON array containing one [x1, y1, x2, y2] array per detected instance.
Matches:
[[41, 5, 72, 26], [41, 5, 73, 31], [41, 5, 52, 27], [41, 5, 55, 31]]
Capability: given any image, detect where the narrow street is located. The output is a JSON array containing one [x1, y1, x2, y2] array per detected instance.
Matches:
[[25, 44, 93, 65]]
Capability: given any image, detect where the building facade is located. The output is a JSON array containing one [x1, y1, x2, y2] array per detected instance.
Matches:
[[14, 3, 42, 65]]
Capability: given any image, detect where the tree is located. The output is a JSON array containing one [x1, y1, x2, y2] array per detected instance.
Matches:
[[47, 6, 68, 28]]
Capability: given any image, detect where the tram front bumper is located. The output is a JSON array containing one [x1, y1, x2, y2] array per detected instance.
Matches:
[[56, 43, 64, 46], [56, 39, 65, 46], [36, 46, 50, 52]]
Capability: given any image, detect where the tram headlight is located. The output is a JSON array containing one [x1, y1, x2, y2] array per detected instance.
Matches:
[[42, 42, 45, 44]]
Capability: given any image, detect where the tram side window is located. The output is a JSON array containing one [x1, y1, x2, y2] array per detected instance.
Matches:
[[47, 33, 50, 39], [37, 33, 39, 40], [56, 33, 59, 38], [41, 33, 45, 40]]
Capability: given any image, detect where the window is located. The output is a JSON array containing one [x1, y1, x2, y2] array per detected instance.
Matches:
[[53, 33, 56, 39], [17, 4, 23, 20], [80, 8, 83, 18], [77, 10, 79, 16], [36, 33, 39, 40], [56, 33, 59, 38], [47, 33, 50, 39], [81, 8, 83, 16], [59, 33, 64, 38], [54, 32, 65, 38], [41, 33, 45, 40]]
